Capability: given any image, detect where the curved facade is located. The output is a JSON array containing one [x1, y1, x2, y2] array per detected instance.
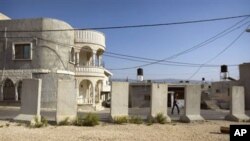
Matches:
[[73, 30, 111, 109], [0, 17, 112, 109]]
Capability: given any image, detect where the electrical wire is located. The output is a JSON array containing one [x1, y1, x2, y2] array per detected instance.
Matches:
[[107, 19, 250, 70], [0, 14, 250, 32], [187, 29, 247, 80]]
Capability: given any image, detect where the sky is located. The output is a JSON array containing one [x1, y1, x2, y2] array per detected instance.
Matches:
[[1, 0, 250, 81]]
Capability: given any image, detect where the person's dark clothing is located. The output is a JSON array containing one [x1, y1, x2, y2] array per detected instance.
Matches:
[[171, 98, 180, 115]]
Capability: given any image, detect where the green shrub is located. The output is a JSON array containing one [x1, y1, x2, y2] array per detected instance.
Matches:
[[82, 113, 99, 126], [30, 116, 48, 128], [155, 113, 166, 124], [41, 116, 48, 126], [74, 116, 85, 126], [113, 116, 128, 124], [58, 117, 71, 126], [74, 113, 99, 126], [129, 116, 143, 124], [146, 117, 155, 126]]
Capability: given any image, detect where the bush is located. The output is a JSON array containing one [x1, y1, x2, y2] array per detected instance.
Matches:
[[146, 117, 155, 126], [155, 113, 166, 124], [41, 116, 48, 126], [74, 116, 85, 126], [129, 116, 143, 124], [113, 116, 128, 124], [30, 116, 48, 128], [58, 117, 71, 126], [74, 113, 99, 127]]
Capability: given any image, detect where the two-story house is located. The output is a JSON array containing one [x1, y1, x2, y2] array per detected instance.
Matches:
[[0, 13, 112, 110]]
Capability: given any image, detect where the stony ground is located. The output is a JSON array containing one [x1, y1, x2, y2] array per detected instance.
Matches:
[[1, 120, 249, 141]]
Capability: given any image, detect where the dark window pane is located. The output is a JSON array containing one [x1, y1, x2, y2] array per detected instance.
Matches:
[[23, 45, 30, 59], [14, 43, 31, 59]]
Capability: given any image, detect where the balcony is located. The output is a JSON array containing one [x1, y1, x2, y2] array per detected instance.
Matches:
[[75, 66, 105, 76], [75, 30, 105, 47]]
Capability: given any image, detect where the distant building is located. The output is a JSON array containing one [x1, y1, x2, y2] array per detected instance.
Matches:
[[129, 82, 190, 108], [0, 14, 112, 109], [211, 63, 250, 109]]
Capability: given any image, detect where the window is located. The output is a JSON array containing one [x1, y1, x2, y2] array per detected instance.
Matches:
[[216, 89, 220, 93], [13, 43, 32, 60], [144, 95, 151, 101]]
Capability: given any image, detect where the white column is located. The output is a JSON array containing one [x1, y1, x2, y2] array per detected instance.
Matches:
[[76, 52, 80, 66], [92, 51, 96, 66], [92, 83, 96, 107], [88, 83, 91, 104], [98, 55, 102, 67], [15, 85, 18, 101]]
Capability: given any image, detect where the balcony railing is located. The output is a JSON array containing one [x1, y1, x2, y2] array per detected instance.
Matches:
[[75, 66, 105, 75], [75, 30, 105, 47]]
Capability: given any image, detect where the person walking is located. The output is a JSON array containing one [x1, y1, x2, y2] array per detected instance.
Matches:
[[171, 93, 180, 115]]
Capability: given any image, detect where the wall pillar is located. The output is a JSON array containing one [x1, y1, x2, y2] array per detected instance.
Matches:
[[110, 82, 129, 119], [180, 85, 204, 123], [225, 86, 250, 121], [150, 83, 171, 122]]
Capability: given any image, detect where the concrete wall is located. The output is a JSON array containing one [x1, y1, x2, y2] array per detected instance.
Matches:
[[56, 79, 77, 123], [129, 83, 151, 107], [180, 85, 204, 122], [33, 73, 74, 108], [211, 81, 240, 109], [14, 79, 42, 121], [239, 63, 250, 109], [110, 82, 129, 118], [150, 83, 170, 122], [225, 86, 249, 121]]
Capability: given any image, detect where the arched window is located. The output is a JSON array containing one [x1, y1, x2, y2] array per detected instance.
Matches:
[[3, 78, 15, 100]]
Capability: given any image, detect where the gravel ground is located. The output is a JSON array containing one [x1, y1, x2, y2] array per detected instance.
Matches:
[[1, 120, 249, 141]]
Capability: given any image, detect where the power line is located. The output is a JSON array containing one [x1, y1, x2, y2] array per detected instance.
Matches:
[[0, 35, 241, 67], [0, 18, 248, 71], [1, 14, 250, 32], [104, 54, 238, 68], [107, 19, 250, 70], [187, 29, 246, 80], [0, 19, 246, 70]]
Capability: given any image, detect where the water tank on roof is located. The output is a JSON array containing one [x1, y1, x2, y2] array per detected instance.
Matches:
[[221, 65, 228, 73], [137, 68, 143, 81], [220, 65, 228, 80]]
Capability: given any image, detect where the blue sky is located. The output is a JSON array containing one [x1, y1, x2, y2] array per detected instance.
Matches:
[[1, 0, 250, 81]]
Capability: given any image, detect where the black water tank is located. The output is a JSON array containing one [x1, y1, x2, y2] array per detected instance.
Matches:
[[137, 68, 143, 76], [221, 65, 228, 73]]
